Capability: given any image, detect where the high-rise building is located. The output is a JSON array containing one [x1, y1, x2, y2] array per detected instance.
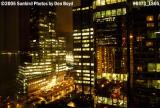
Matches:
[[128, 4, 160, 107], [73, 0, 94, 95], [17, 7, 67, 97], [93, 0, 128, 107]]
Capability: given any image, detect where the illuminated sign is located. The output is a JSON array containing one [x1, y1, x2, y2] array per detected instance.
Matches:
[[105, 17, 116, 22], [96, 17, 116, 22]]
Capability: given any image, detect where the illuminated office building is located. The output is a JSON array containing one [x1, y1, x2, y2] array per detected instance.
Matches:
[[93, 0, 128, 107], [17, 7, 66, 96], [73, 0, 94, 95], [128, 5, 160, 107]]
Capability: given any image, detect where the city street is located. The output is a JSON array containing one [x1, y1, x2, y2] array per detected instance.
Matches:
[[5, 77, 75, 108]]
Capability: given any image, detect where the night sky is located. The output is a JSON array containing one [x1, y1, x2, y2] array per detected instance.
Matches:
[[56, 1, 73, 33], [56, 0, 80, 33], [56, 0, 80, 50]]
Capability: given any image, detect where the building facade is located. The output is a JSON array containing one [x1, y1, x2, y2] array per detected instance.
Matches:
[[17, 7, 67, 96], [73, 0, 95, 95], [93, 0, 128, 107], [128, 4, 160, 107]]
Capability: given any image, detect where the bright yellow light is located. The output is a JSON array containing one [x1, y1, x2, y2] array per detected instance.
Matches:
[[16, 103, 22, 108], [146, 16, 154, 21], [7, 103, 11, 108], [101, 84, 104, 88], [102, 73, 106, 77], [67, 101, 76, 107], [96, 0, 101, 6], [130, 35, 133, 39]]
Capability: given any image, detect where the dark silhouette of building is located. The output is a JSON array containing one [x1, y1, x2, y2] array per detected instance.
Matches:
[[128, 5, 160, 107]]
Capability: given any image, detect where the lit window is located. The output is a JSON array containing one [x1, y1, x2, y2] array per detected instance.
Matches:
[[82, 7, 89, 10], [82, 40, 90, 43], [101, 0, 106, 6], [147, 32, 156, 38], [106, 0, 110, 4], [93, 1, 96, 9], [146, 15, 154, 22], [157, 64, 160, 72], [117, 0, 122, 2], [106, 10, 111, 17], [83, 63, 90, 65], [74, 36, 81, 39], [73, 48, 81, 51], [83, 81, 90, 84], [146, 41, 153, 47], [91, 63, 94, 66], [73, 33, 81, 36], [84, 74, 90, 77], [111, 0, 116, 4], [74, 56, 81, 58], [83, 56, 90, 58], [83, 70, 90, 73], [82, 28, 90, 31], [91, 71, 94, 73], [102, 11, 106, 17], [148, 63, 156, 72], [147, 23, 154, 27], [90, 28, 93, 31], [148, 63, 160, 72], [76, 70, 81, 72], [77, 81, 82, 83], [96, 0, 101, 6], [83, 36, 89, 39], [82, 48, 90, 51], [83, 77, 90, 81], [96, 12, 101, 18], [82, 44, 90, 47], [74, 30, 78, 32], [73, 33, 78, 36], [117, 9, 122, 16], [137, 66, 143, 72], [111, 10, 116, 16], [77, 8, 80, 11], [122, 8, 126, 15]]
